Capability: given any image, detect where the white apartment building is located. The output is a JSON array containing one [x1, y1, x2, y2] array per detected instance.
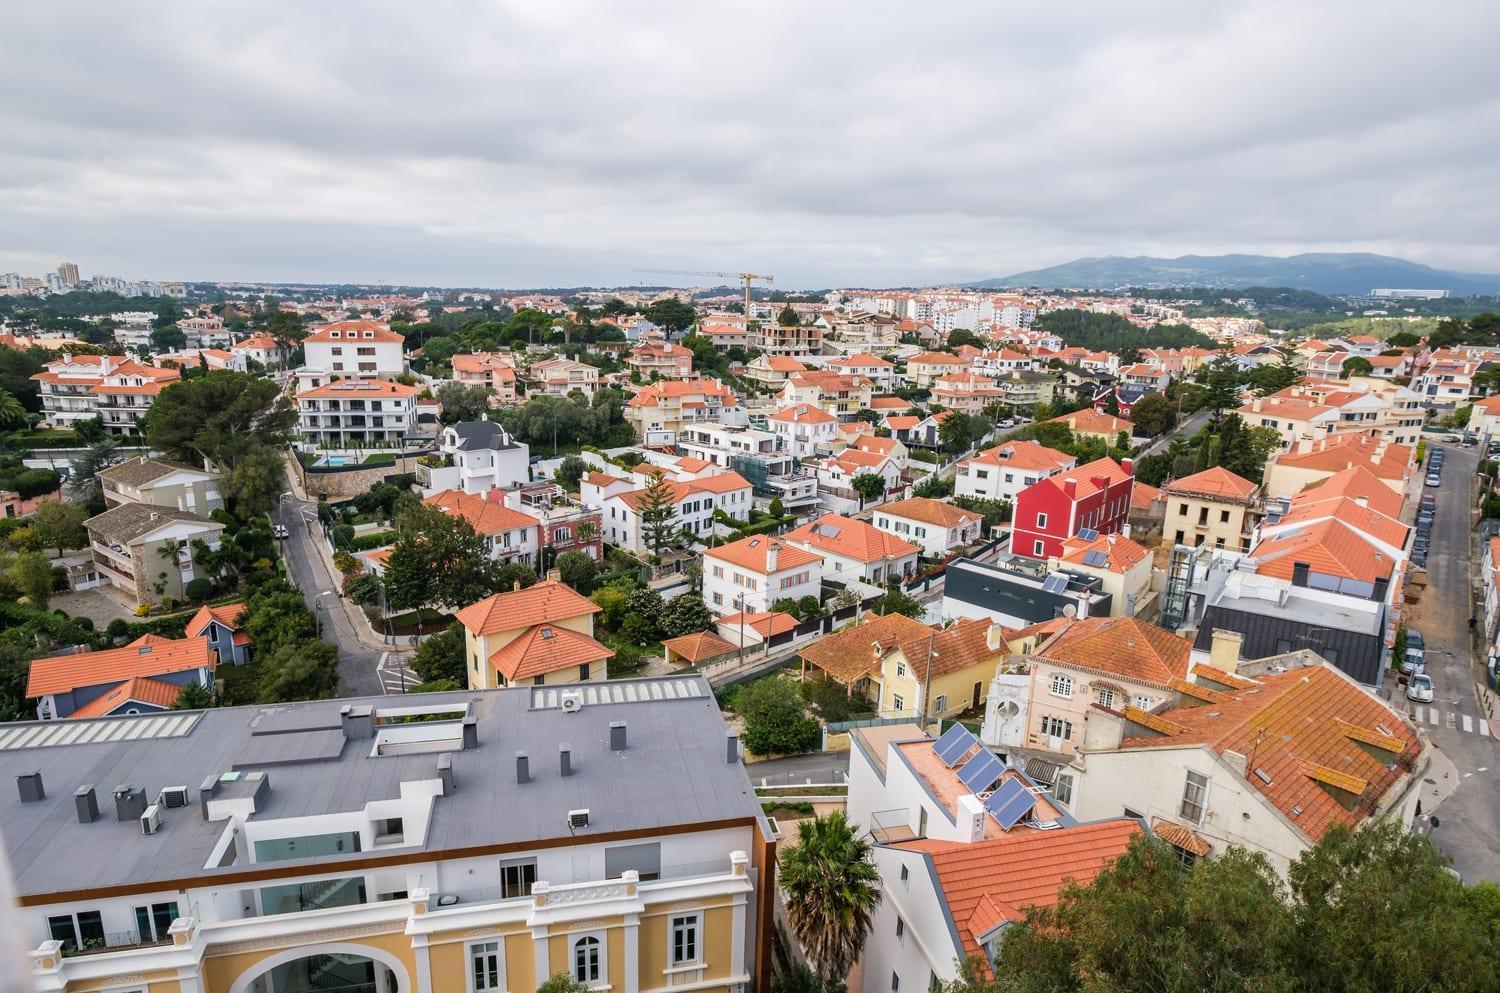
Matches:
[[298, 321, 407, 389], [955, 440, 1078, 503], [295, 379, 421, 450], [782, 514, 921, 585], [871, 497, 982, 558], [597, 471, 753, 556], [12, 683, 774, 993], [703, 536, 822, 615], [767, 403, 839, 459], [29, 354, 177, 432]]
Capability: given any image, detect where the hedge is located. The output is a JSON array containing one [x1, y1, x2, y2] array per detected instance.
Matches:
[[348, 530, 396, 551]]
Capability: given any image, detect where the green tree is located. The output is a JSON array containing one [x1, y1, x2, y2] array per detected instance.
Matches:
[[243, 587, 318, 653], [940, 411, 986, 455], [150, 324, 186, 352], [870, 588, 923, 618], [777, 304, 800, 327], [555, 455, 589, 492], [1387, 330, 1420, 348], [636, 470, 678, 555], [435, 381, 494, 424], [1200, 357, 1243, 421], [644, 298, 697, 334], [1246, 353, 1301, 396], [797, 594, 822, 618], [768, 496, 785, 518], [9, 551, 53, 608], [145, 371, 296, 472], [224, 445, 286, 517], [29, 499, 87, 556], [735, 677, 821, 756], [536, 974, 592, 993], [851, 472, 886, 509], [779, 812, 882, 989], [555, 550, 599, 593], [383, 503, 503, 613], [591, 582, 633, 631], [256, 639, 339, 703], [626, 586, 666, 631], [343, 572, 381, 605], [68, 436, 124, 499], [0, 387, 27, 428], [1128, 392, 1176, 437], [660, 593, 713, 637], [1340, 355, 1373, 378], [173, 682, 215, 710], [411, 623, 467, 685]]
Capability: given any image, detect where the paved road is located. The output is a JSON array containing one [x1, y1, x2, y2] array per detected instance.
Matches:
[[1135, 407, 1211, 460], [1403, 443, 1499, 882], [745, 752, 850, 785], [275, 497, 414, 698]]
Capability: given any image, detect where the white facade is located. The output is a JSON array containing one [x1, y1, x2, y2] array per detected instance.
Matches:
[[702, 542, 822, 616], [600, 479, 753, 556], [419, 422, 531, 496], [300, 330, 405, 388], [768, 407, 838, 459], [872, 509, 980, 558]]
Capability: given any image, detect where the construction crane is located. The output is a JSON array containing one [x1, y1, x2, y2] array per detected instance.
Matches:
[[633, 268, 774, 322]]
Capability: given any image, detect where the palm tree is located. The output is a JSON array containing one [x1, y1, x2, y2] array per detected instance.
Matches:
[[0, 388, 28, 429], [778, 811, 881, 991]]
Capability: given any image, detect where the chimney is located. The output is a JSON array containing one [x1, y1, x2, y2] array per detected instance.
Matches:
[[559, 743, 573, 777], [765, 541, 779, 574], [1252, 397, 1263, 412], [726, 730, 740, 765], [1063, 478, 1078, 499], [1221, 749, 1249, 779], [1121, 457, 1133, 476], [610, 721, 627, 751], [340, 704, 374, 740], [1082, 706, 1126, 751], [1209, 629, 1244, 673], [985, 621, 1007, 653], [437, 754, 454, 795], [74, 785, 99, 823], [17, 771, 43, 803], [515, 751, 530, 784], [462, 714, 478, 749], [199, 775, 218, 820], [113, 785, 146, 822]]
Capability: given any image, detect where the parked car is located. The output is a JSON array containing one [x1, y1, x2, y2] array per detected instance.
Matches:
[[272, 524, 290, 539], [1426, 474, 1442, 487], [1406, 673, 1435, 703], [998, 418, 1015, 429], [1403, 630, 1426, 671]]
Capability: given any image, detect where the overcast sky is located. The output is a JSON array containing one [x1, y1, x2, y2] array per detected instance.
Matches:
[[3, 1, 1498, 289]]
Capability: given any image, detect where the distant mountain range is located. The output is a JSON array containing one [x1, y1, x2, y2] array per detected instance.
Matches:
[[967, 252, 1500, 296]]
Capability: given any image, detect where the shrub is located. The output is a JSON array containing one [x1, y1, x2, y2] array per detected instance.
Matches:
[[772, 597, 801, 619], [799, 676, 864, 723], [343, 572, 381, 605], [332, 550, 359, 574], [331, 523, 355, 549], [106, 618, 130, 641], [184, 578, 214, 602], [797, 595, 822, 618], [736, 677, 821, 756], [607, 640, 647, 677], [348, 530, 396, 552]]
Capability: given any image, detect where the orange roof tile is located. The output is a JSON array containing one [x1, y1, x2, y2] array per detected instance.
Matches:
[[1164, 466, 1259, 502], [1043, 457, 1134, 501], [1048, 409, 1133, 436], [1268, 432, 1411, 481], [184, 602, 247, 640], [1036, 617, 1192, 688], [798, 612, 935, 683], [1057, 532, 1150, 573], [718, 610, 798, 638], [26, 635, 215, 698], [770, 403, 837, 424], [963, 439, 1075, 473], [874, 497, 981, 530], [705, 536, 822, 574], [1293, 465, 1404, 518], [1152, 820, 1212, 856], [424, 489, 540, 536], [1249, 518, 1396, 583], [66, 675, 186, 719], [662, 630, 738, 664], [1121, 665, 1419, 841], [489, 624, 613, 681], [896, 819, 1142, 962], [1190, 663, 1257, 690], [1129, 481, 1163, 511], [454, 579, 600, 636], [305, 320, 405, 343], [785, 515, 921, 564]]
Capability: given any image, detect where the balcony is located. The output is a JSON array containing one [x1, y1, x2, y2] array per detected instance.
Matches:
[[869, 808, 917, 844]]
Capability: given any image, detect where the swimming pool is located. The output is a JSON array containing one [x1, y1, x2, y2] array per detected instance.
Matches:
[[313, 454, 357, 467]]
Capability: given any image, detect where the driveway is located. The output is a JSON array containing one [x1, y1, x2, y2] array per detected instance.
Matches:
[[51, 586, 140, 628], [1401, 442, 1500, 882]]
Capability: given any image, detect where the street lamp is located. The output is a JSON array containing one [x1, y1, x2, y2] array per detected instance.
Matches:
[[734, 593, 748, 660], [315, 595, 324, 638]]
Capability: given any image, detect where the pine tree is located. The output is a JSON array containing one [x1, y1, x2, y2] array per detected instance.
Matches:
[[637, 470, 678, 556]]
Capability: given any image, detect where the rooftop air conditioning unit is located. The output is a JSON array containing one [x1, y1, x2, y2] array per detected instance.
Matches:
[[140, 804, 162, 835], [559, 691, 584, 714], [159, 786, 189, 809], [567, 808, 590, 829]]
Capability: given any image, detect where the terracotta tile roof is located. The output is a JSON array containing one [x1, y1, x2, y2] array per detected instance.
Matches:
[[66, 675, 186, 719], [1268, 432, 1411, 481], [26, 635, 215, 698], [626, 379, 736, 407], [798, 612, 934, 683], [868, 396, 910, 411], [769, 404, 836, 424], [785, 515, 920, 565], [296, 378, 420, 399], [305, 320, 405, 343], [1129, 481, 1163, 511], [1249, 518, 1396, 583], [1275, 494, 1407, 550], [1036, 617, 1191, 688], [1190, 663, 1257, 690], [829, 353, 894, 367], [874, 497, 981, 530], [717, 611, 798, 638], [1120, 665, 1419, 841], [908, 351, 969, 366], [895, 617, 1003, 679], [455, 579, 600, 636], [662, 630, 738, 664], [1043, 457, 1134, 501], [705, 536, 821, 574], [1168, 677, 1232, 705], [895, 819, 1142, 962], [884, 415, 920, 430], [1164, 466, 1259, 502], [849, 434, 900, 457], [826, 448, 894, 476], [1057, 532, 1150, 573], [610, 471, 751, 511], [963, 439, 1075, 473], [489, 624, 613, 681], [184, 602, 249, 642], [424, 489, 540, 536], [1293, 465, 1404, 518], [1048, 409, 1133, 437], [1152, 819, 1212, 857]]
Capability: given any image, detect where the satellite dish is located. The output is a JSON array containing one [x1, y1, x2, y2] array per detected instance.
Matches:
[[1062, 604, 1077, 618]]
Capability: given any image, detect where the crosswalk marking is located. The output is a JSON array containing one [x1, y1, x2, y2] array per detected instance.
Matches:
[[1409, 707, 1494, 737], [1429, 707, 1440, 726], [1482, 720, 1491, 737], [1463, 715, 1474, 733]]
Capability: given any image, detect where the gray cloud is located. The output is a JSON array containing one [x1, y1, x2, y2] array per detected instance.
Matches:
[[2, 0, 1499, 287]]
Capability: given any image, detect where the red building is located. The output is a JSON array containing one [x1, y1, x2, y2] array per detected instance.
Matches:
[[1011, 457, 1135, 560]]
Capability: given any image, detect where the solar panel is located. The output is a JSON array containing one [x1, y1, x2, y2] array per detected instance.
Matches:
[[984, 778, 1038, 830], [933, 725, 978, 767], [1042, 574, 1070, 594], [1083, 550, 1108, 567], [958, 751, 1005, 793], [1077, 527, 1099, 541]]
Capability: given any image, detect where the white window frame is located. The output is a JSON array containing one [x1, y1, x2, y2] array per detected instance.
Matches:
[[572, 932, 605, 986], [670, 911, 703, 968], [1053, 772, 1075, 807], [932, 694, 947, 714], [1180, 770, 1210, 825], [892, 693, 905, 712], [468, 939, 505, 993], [1049, 673, 1073, 699], [1036, 512, 1048, 528]]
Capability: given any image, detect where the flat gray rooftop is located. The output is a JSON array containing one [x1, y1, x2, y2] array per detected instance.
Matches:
[[0, 676, 760, 900]]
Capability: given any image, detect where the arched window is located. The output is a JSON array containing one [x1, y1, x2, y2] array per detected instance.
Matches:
[[573, 935, 601, 984]]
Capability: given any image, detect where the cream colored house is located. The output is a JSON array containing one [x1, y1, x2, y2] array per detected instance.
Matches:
[[1051, 532, 1155, 618], [1261, 432, 1412, 502], [1161, 466, 1260, 552], [454, 580, 613, 688], [97, 457, 223, 514]]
